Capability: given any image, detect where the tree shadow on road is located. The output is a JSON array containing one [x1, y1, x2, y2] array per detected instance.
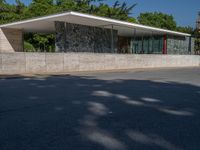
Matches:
[[0, 74, 200, 150]]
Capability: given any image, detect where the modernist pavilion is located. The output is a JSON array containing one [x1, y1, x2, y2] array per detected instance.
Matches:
[[0, 11, 193, 55]]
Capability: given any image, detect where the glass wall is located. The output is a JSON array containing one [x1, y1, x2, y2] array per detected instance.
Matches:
[[130, 35, 164, 54]]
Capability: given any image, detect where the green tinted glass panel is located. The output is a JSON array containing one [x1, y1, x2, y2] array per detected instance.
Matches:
[[131, 36, 163, 54]]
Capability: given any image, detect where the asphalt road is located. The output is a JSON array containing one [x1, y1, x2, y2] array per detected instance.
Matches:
[[0, 67, 200, 150]]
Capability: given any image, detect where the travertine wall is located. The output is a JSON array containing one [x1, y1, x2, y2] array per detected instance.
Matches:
[[0, 28, 23, 52], [0, 53, 199, 75], [55, 22, 118, 53]]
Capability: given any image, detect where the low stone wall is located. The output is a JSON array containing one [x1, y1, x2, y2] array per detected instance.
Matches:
[[0, 52, 199, 74]]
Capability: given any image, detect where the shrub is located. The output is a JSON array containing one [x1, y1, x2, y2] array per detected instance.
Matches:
[[24, 41, 36, 52]]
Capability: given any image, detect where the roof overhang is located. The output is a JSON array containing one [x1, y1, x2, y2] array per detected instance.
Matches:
[[0, 11, 191, 37]]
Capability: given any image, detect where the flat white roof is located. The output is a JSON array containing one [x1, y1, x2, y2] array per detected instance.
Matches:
[[0, 11, 191, 37]]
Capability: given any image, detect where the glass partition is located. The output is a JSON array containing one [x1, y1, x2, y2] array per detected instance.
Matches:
[[131, 35, 163, 54]]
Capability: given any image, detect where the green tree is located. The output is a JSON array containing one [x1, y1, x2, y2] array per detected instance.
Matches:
[[0, 0, 10, 23], [54, 0, 77, 11], [15, 0, 25, 14], [26, 0, 56, 17], [0, 0, 25, 24], [92, 1, 137, 22], [176, 26, 194, 34], [138, 12, 177, 30]]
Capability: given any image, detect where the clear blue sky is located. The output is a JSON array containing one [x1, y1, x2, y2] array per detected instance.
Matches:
[[6, 0, 200, 27]]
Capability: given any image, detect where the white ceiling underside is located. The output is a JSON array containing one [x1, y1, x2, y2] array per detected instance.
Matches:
[[0, 11, 191, 37]]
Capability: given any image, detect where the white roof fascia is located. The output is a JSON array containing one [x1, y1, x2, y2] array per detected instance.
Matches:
[[70, 12, 191, 37], [0, 12, 71, 28], [0, 11, 191, 37]]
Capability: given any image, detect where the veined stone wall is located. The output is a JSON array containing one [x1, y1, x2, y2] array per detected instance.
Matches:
[[0, 28, 23, 52], [167, 36, 193, 55], [190, 37, 195, 55], [55, 22, 118, 53], [55, 22, 66, 52], [0, 52, 199, 75]]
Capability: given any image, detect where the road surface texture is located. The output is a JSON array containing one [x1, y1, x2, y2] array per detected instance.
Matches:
[[0, 67, 200, 150]]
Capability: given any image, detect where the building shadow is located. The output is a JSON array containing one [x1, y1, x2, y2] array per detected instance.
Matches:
[[0, 74, 200, 150]]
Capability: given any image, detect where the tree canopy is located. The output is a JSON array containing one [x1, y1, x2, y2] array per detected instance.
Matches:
[[137, 12, 194, 34], [138, 12, 177, 30], [0, 0, 137, 24]]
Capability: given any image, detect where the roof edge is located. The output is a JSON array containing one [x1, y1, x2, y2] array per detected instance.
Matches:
[[0, 11, 71, 28], [69, 11, 191, 37], [0, 11, 191, 37]]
